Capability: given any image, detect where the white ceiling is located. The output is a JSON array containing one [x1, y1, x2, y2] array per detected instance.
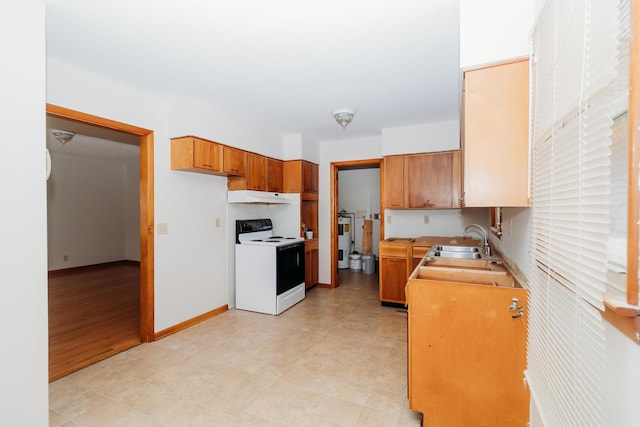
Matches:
[[44, 0, 461, 143]]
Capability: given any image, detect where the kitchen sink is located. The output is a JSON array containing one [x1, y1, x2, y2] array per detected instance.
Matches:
[[431, 250, 483, 259], [428, 244, 483, 259], [436, 245, 480, 253]]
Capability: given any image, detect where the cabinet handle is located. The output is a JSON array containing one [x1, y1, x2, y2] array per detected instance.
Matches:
[[424, 200, 435, 207], [203, 163, 212, 168], [509, 298, 524, 318], [388, 259, 400, 263]]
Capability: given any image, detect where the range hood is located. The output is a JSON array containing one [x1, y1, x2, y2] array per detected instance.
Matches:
[[227, 190, 294, 204]]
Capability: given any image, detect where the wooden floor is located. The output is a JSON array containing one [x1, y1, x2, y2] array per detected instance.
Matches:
[[48, 261, 141, 382]]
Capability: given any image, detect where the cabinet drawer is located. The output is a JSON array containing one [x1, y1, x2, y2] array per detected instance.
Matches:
[[412, 245, 432, 259], [380, 243, 408, 258]]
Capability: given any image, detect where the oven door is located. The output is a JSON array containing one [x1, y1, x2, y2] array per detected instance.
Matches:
[[276, 242, 305, 295]]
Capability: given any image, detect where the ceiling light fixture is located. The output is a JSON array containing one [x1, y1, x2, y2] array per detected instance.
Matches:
[[332, 108, 355, 129], [52, 130, 75, 146]]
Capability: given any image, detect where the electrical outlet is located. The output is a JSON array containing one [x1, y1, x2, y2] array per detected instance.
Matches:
[[158, 223, 169, 235], [509, 219, 513, 236], [63, 255, 68, 262], [215, 218, 220, 228], [387, 215, 392, 224], [424, 215, 430, 224]]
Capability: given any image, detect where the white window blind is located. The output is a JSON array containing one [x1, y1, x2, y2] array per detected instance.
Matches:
[[528, 0, 629, 425]]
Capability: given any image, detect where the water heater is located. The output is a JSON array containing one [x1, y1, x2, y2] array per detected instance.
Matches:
[[338, 216, 352, 269]]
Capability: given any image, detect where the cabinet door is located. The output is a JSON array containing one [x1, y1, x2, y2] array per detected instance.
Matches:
[[192, 139, 220, 171], [267, 158, 284, 192], [384, 156, 406, 208], [379, 256, 407, 303], [407, 152, 456, 208], [171, 137, 222, 174], [310, 163, 319, 193], [407, 280, 529, 426], [463, 59, 529, 207], [223, 146, 246, 176], [246, 153, 267, 191], [304, 248, 318, 288], [302, 161, 318, 194]]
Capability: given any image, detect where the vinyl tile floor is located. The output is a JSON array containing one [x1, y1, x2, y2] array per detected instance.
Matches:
[[50, 269, 421, 426]]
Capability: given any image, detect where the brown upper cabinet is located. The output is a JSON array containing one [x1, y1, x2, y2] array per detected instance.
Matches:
[[171, 136, 247, 177], [384, 150, 462, 209], [228, 152, 268, 191], [283, 160, 319, 196], [267, 158, 284, 193], [463, 58, 530, 207], [384, 156, 405, 209], [171, 136, 222, 174], [222, 146, 246, 177]]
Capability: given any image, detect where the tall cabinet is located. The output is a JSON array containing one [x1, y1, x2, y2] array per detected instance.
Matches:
[[463, 58, 530, 207], [284, 160, 319, 288]]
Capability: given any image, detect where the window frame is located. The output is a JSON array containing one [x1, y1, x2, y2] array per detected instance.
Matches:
[[602, 0, 640, 342]]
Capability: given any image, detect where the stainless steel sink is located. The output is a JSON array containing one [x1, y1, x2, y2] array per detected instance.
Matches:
[[431, 250, 483, 259], [429, 245, 483, 259], [436, 245, 480, 253]]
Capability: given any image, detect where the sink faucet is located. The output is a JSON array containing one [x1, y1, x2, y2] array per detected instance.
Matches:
[[463, 224, 490, 256]]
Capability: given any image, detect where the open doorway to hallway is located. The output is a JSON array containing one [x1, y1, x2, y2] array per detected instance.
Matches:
[[46, 106, 154, 381], [330, 159, 384, 289]]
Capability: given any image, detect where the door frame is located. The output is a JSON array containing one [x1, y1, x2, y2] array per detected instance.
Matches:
[[46, 104, 155, 342], [330, 158, 384, 288]]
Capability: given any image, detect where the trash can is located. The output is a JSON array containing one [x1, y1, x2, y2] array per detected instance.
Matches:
[[361, 254, 376, 274], [349, 254, 362, 271]]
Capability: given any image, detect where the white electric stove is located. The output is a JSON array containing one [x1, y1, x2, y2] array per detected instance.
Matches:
[[235, 218, 305, 315]]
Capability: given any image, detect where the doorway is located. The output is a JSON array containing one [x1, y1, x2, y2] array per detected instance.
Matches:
[[46, 104, 154, 380], [330, 159, 384, 288]]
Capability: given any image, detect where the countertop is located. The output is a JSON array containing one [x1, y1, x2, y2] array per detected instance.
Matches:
[[383, 235, 523, 288]]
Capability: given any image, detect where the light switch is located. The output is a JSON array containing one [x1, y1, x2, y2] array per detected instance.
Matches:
[[158, 223, 169, 235], [216, 218, 221, 228], [387, 215, 392, 224], [424, 215, 430, 224]]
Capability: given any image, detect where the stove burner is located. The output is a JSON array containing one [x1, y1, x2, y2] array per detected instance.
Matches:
[[264, 239, 281, 242], [251, 239, 264, 242], [271, 236, 283, 239]]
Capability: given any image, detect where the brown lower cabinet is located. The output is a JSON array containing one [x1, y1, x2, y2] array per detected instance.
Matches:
[[379, 241, 411, 305], [406, 276, 529, 426], [304, 239, 318, 288]]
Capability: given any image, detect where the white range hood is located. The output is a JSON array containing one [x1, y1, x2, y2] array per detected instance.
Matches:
[[227, 190, 296, 204]]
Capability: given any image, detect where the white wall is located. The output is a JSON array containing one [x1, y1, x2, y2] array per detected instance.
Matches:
[[169, 96, 284, 159], [381, 120, 460, 155], [283, 132, 320, 163], [490, 207, 531, 279], [338, 169, 381, 256], [460, 0, 534, 68], [0, 0, 48, 425], [47, 152, 139, 270], [384, 208, 489, 240]]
